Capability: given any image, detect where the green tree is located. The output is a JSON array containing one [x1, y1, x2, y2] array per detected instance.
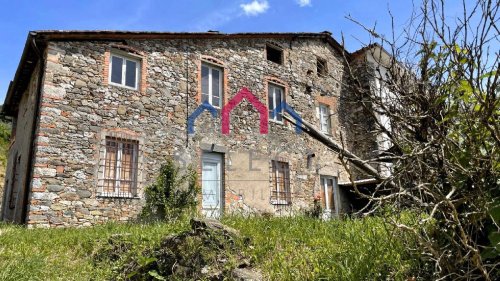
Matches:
[[339, 0, 499, 279]]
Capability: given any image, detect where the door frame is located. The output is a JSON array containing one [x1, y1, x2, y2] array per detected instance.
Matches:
[[201, 152, 224, 218], [320, 175, 340, 218]]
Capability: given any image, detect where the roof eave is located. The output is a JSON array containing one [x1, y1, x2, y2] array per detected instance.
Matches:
[[2, 32, 39, 116], [2, 31, 351, 116]]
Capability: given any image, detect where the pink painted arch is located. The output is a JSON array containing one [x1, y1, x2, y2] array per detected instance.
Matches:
[[221, 87, 268, 134]]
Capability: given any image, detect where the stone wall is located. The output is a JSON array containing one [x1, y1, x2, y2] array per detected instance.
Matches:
[[339, 54, 380, 180], [23, 37, 354, 227], [340, 52, 394, 180], [1, 62, 41, 223]]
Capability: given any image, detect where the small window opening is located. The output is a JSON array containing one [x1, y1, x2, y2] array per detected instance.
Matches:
[[317, 57, 328, 77], [266, 45, 283, 65]]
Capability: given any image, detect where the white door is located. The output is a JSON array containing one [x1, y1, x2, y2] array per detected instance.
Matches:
[[202, 153, 223, 218], [320, 176, 339, 219]]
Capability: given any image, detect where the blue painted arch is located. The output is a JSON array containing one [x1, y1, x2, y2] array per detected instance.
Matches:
[[272, 102, 303, 134], [187, 101, 218, 134]]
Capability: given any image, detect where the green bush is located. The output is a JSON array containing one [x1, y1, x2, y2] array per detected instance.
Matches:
[[140, 158, 199, 222], [0, 121, 11, 166]]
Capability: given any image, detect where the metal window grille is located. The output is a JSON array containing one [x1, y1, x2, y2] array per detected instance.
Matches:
[[270, 160, 291, 205], [99, 136, 139, 198]]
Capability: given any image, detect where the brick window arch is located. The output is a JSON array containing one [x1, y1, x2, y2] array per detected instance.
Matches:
[[103, 44, 148, 93]]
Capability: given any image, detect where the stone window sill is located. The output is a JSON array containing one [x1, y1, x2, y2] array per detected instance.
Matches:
[[108, 82, 140, 92], [270, 200, 291, 205], [269, 119, 284, 125], [97, 193, 140, 199]]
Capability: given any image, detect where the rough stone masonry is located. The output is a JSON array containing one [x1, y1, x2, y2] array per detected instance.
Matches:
[[1, 31, 382, 227]]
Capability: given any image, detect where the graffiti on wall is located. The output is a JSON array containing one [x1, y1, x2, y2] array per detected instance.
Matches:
[[188, 87, 303, 135]]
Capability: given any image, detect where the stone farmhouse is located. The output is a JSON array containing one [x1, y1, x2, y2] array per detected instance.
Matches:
[[1, 31, 388, 227]]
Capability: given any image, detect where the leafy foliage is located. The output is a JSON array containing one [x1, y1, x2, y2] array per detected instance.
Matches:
[[0, 120, 11, 167], [140, 158, 199, 222], [342, 0, 499, 279]]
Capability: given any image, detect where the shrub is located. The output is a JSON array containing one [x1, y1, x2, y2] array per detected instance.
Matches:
[[140, 158, 199, 222]]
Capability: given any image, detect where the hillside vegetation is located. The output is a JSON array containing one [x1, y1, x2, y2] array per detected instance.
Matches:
[[0, 215, 419, 280], [0, 120, 11, 211]]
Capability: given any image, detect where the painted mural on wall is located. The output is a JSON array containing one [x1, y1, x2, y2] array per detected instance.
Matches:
[[188, 87, 302, 135]]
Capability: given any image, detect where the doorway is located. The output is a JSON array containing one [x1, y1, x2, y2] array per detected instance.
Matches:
[[201, 152, 223, 218], [320, 175, 339, 218]]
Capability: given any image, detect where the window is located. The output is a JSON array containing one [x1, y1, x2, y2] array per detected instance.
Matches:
[[268, 83, 285, 122], [100, 137, 139, 197], [270, 160, 291, 205], [266, 45, 283, 64], [319, 103, 331, 134], [317, 57, 328, 77], [8, 154, 21, 209], [109, 52, 140, 90], [320, 175, 339, 216], [201, 63, 223, 107]]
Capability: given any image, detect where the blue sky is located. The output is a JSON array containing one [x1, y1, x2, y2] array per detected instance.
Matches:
[[0, 0, 421, 102]]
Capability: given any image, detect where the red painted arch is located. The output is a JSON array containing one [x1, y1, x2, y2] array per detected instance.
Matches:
[[221, 87, 268, 134]]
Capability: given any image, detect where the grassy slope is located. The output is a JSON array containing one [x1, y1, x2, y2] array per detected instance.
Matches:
[[0, 221, 191, 280], [0, 216, 417, 280], [224, 216, 414, 280]]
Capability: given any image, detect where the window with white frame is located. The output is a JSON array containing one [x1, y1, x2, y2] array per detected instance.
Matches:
[[109, 52, 141, 90], [319, 103, 332, 134], [201, 63, 223, 107], [320, 175, 339, 216], [270, 160, 291, 205], [100, 137, 139, 197], [268, 83, 285, 122]]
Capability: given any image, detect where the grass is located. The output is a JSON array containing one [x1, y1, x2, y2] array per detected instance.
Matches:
[[0, 221, 191, 281], [0, 215, 418, 280], [223, 215, 416, 280]]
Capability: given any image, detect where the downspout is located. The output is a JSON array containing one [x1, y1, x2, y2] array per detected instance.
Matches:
[[185, 48, 189, 148], [20, 34, 45, 224]]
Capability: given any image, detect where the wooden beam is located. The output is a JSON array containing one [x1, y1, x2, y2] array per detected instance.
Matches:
[[282, 113, 389, 183]]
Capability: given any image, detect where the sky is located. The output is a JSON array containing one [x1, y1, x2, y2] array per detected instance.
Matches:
[[0, 0, 423, 102]]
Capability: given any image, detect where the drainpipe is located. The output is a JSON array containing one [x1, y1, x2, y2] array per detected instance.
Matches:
[[185, 48, 189, 148], [20, 33, 45, 224]]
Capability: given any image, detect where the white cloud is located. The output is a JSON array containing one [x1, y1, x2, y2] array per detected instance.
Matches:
[[240, 0, 269, 16], [296, 0, 311, 7], [193, 8, 238, 31]]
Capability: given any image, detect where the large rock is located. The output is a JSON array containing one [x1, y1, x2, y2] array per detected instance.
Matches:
[[190, 217, 240, 237], [232, 268, 263, 281]]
